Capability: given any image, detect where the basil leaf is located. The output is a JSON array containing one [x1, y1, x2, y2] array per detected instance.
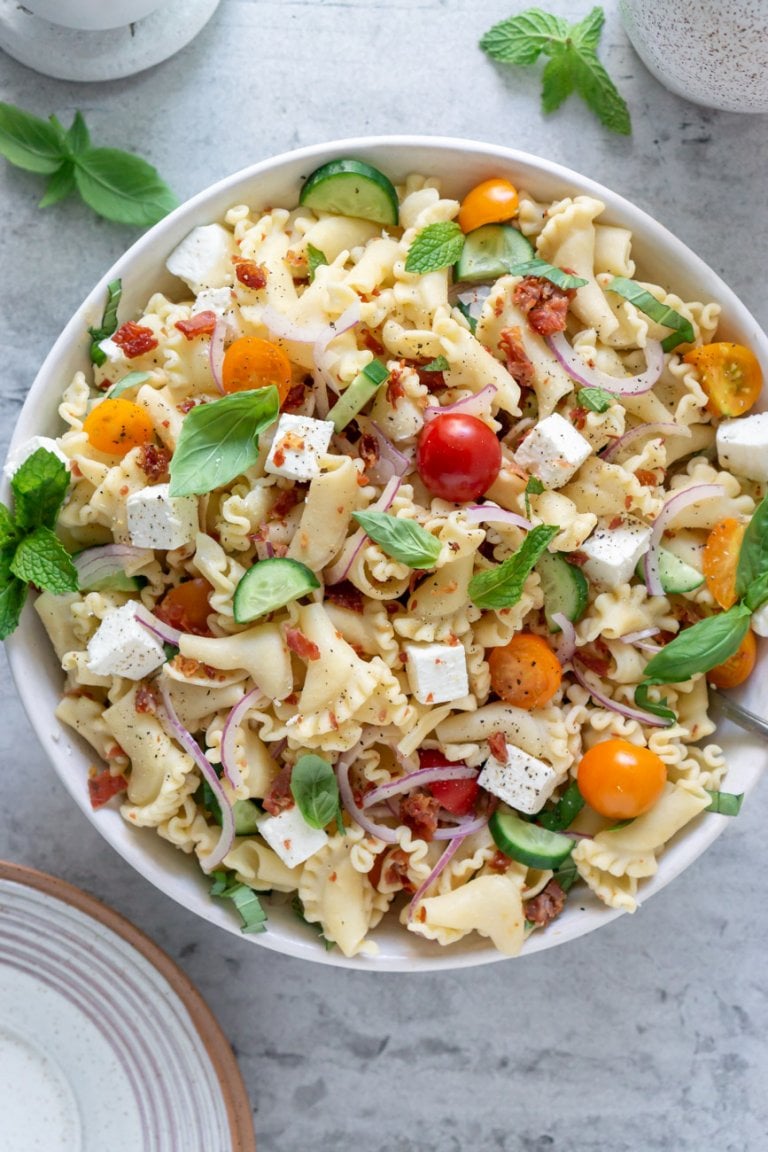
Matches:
[[66, 111, 91, 154], [210, 873, 267, 933], [537, 781, 584, 832], [577, 386, 614, 413], [704, 789, 744, 817], [290, 754, 340, 830], [11, 448, 70, 531], [509, 259, 588, 290], [105, 371, 152, 400], [606, 277, 695, 352], [10, 526, 79, 595], [469, 523, 558, 609], [422, 356, 450, 372], [0, 102, 67, 174], [405, 221, 465, 275], [551, 855, 579, 892], [292, 894, 335, 949], [642, 604, 752, 685], [455, 298, 477, 334], [736, 492, 768, 605], [307, 243, 327, 282], [39, 162, 76, 209], [0, 578, 28, 640], [88, 278, 122, 364], [634, 683, 676, 724], [169, 387, 280, 496], [352, 510, 442, 569], [73, 148, 179, 227], [524, 475, 544, 518]]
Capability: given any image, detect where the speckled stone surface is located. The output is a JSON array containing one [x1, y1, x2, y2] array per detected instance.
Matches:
[[1, 4, 768, 1149]]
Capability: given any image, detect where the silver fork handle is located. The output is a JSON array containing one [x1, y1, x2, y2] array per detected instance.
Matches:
[[710, 689, 768, 741]]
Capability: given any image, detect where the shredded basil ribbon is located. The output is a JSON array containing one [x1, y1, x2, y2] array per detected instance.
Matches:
[[606, 277, 694, 353]]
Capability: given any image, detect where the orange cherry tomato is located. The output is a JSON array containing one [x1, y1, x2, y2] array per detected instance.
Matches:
[[683, 342, 763, 418], [488, 632, 562, 710], [154, 578, 213, 636], [577, 738, 666, 821], [458, 178, 520, 234], [221, 336, 292, 402], [83, 398, 154, 457], [707, 627, 757, 689], [702, 518, 746, 609]]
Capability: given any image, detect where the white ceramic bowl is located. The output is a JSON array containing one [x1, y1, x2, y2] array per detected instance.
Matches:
[[6, 137, 768, 971]]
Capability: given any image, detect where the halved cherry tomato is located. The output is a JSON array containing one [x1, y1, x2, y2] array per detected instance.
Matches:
[[83, 398, 154, 457], [577, 738, 666, 821], [458, 178, 520, 234], [417, 413, 501, 502], [221, 336, 292, 403], [420, 749, 479, 816], [488, 632, 562, 710], [708, 627, 757, 689], [702, 518, 746, 609], [683, 342, 763, 418], [154, 578, 213, 635]]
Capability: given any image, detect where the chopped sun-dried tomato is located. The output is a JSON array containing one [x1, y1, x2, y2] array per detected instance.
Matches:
[[285, 626, 321, 661], [270, 486, 302, 519], [112, 321, 158, 359], [358, 432, 380, 471], [488, 731, 508, 763], [400, 790, 441, 841], [134, 684, 159, 715], [324, 581, 365, 613], [386, 365, 407, 404], [635, 469, 659, 487], [234, 260, 268, 290], [138, 442, 171, 482], [88, 768, 128, 809], [282, 378, 311, 412], [174, 310, 218, 339], [513, 276, 574, 337], [498, 326, 536, 388], [263, 763, 294, 816]]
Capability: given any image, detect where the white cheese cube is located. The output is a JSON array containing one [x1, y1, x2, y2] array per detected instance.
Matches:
[[478, 744, 558, 815], [3, 436, 69, 480], [403, 641, 469, 705], [716, 413, 768, 483], [86, 602, 166, 680], [192, 286, 237, 326], [264, 414, 334, 482], [166, 224, 238, 294], [96, 336, 126, 365], [512, 412, 592, 489], [126, 483, 198, 550], [751, 602, 768, 637], [257, 806, 328, 869], [579, 516, 652, 589]]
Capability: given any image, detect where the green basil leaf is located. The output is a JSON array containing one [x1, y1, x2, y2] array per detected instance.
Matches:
[[642, 604, 752, 685], [88, 278, 123, 363], [405, 221, 465, 275], [290, 754, 340, 830], [736, 492, 768, 603], [105, 371, 152, 399], [606, 277, 695, 352], [422, 356, 450, 373], [455, 298, 477, 334], [509, 259, 588, 290], [537, 781, 584, 832], [210, 873, 266, 933], [525, 477, 545, 495], [551, 855, 579, 892], [704, 789, 744, 816], [66, 111, 91, 154], [352, 510, 442, 569], [634, 683, 676, 724], [0, 102, 68, 174], [292, 894, 335, 949], [577, 386, 614, 413], [11, 447, 70, 531], [39, 162, 76, 208], [0, 578, 28, 640], [469, 523, 559, 609], [73, 148, 179, 226], [169, 387, 280, 496], [10, 525, 78, 595], [307, 243, 328, 282]]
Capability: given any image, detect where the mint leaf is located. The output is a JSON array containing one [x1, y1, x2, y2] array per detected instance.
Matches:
[[606, 277, 694, 351], [352, 510, 442, 569], [0, 579, 28, 640], [11, 447, 70, 531], [642, 604, 752, 686], [307, 243, 328, 282], [570, 51, 632, 136], [0, 504, 18, 549], [524, 475, 545, 518], [422, 356, 450, 372], [577, 386, 614, 413], [73, 148, 179, 226], [510, 259, 588, 290], [11, 526, 78, 594], [169, 386, 280, 496], [570, 5, 605, 52], [405, 221, 465, 275], [541, 50, 577, 114], [209, 873, 267, 934], [0, 102, 67, 174], [479, 9, 569, 64], [469, 523, 558, 609], [66, 111, 90, 154], [39, 162, 76, 209]]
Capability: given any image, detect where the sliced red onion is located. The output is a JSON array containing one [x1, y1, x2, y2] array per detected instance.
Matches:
[[551, 612, 576, 663], [220, 687, 268, 790], [407, 834, 469, 922], [159, 679, 235, 872], [208, 318, 226, 394], [432, 812, 489, 840], [336, 746, 399, 843], [547, 331, 664, 396], [355, 416, 412, 483], [424, 382, 498, 423], [643, 483, 725, 596], [571, 660, 670, 727], [620, 627, 661, 645], [312, 300, 362, 395], [463, 503, 533, 531], [73, 544, 153, 588], [325, 475, 401, 585], [133, 602, 182, 647], [453, 284, 492, 318], [602, 422, 688, 462], [362, 764, 478, 808]]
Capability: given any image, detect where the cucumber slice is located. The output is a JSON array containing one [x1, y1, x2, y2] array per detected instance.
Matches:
[[233, 557, 320, 623], [326, 359, 389, 433], [454, 224, 534, 282], [233, 799, 261, 835], [82, 572, 144, 593], [536, 551, 589, 633], [635, 548, 704, 594], [489, 807, 575, 869], [299, 159, 399, 226]]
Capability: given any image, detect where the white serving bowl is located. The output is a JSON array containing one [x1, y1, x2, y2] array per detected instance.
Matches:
[[6, 137, 768, 971]]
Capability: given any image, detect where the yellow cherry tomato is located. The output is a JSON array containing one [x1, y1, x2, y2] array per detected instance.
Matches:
[[488, 632, 562, 710], [683, 342, 762, 418], [702, 518, 746, 609], [221, 336, 292, 403], [708, 628, 757, 689], [83, 398, 154, 457], [577, 738, 666, 820], [458, 178, 520, 233]]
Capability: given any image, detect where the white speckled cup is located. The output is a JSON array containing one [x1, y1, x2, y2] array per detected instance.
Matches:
[[619, 0, 768, 112]]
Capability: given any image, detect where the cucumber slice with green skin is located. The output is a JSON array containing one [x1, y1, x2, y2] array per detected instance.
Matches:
[[326, 359, 390, 433], [635, 548, 704, 594], [233, 557, 320, 623], [80, 572, 144, 593], [299, 159, 399, 226], [536, 551, 589, 633], [489, 807, 575, 869], [233, 799, 261, 835], [454, 224, 534, 282]]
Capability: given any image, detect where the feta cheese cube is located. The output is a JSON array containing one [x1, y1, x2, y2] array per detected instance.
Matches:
[[96, 336, 126, 365], [3, 436, 69, 481], [264, 414, 334, 482], [86, 603, 166, 680], [716, 413, 768, 483], [751, 601, 768, 637], [579, 516, 652, 589], [512, 413, 592, 489], [257, 805, 328, 869], [192, 286, 238, 329], [403, 641, 469, 705], [478, 744, 558, 815], [126, 483, 198, 550], [166, 224, 238, 294]]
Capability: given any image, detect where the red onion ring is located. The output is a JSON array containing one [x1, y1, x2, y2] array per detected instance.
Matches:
[[312, 300, 362, 394], [643, 483, 724, 596], [432, 812, 489, 840], [158, 679, 235, 872], [133, 603, 182, 647], [602, 421, 689, 463], [424, 382, 498, 423], [620, 627, 661, 645], [571, 660, 671, 727], [463, 504, 533, 531], [355, 416, 412, 483], [407, 834, 469, 922], [547, 331, 664, 396], [325, 475, 401, 584], [73, 544, 153, 588], [208, 318, 226, 394], [362, 764, 478, 808], [336, 746, 399, 843], [551, 612, 576, 663], [220, 686, 268, 790]]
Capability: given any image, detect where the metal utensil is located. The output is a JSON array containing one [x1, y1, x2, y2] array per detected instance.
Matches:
[[710, 689, 768, 742]]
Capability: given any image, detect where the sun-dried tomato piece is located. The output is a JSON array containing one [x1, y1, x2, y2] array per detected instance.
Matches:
[[88, 768, 128, 809], [285, 627, 321, 661], [112, 321, 158, 359], [498, 325, 536, 388], [513, 277, 574, 337], [400, 790, 441, 841], [174, 310, 218, 339], [138, 442, 171, 482], [234, 260, 268, 290]]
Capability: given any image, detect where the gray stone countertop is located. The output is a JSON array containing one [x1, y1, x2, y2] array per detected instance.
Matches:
[[1, 3, 767, 1149]]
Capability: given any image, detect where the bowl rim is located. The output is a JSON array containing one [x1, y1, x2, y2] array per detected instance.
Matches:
[[6, 134, 768, 971]]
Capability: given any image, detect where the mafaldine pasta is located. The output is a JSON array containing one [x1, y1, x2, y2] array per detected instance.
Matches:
[[22, 160, 767, 958]]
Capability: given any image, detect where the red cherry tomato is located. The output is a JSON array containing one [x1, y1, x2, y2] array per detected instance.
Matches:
[[417, 413, 501, 502], [155, 578, 213, 635], [420, 750, 479, 816]]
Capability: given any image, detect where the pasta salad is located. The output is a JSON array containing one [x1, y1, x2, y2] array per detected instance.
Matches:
[[10, 157, 768, 959]]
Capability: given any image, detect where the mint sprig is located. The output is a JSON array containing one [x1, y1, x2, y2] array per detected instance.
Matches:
[[405, 221, 466, 275], [480, 7, 631, 136], [0, 103, 178, 226]]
